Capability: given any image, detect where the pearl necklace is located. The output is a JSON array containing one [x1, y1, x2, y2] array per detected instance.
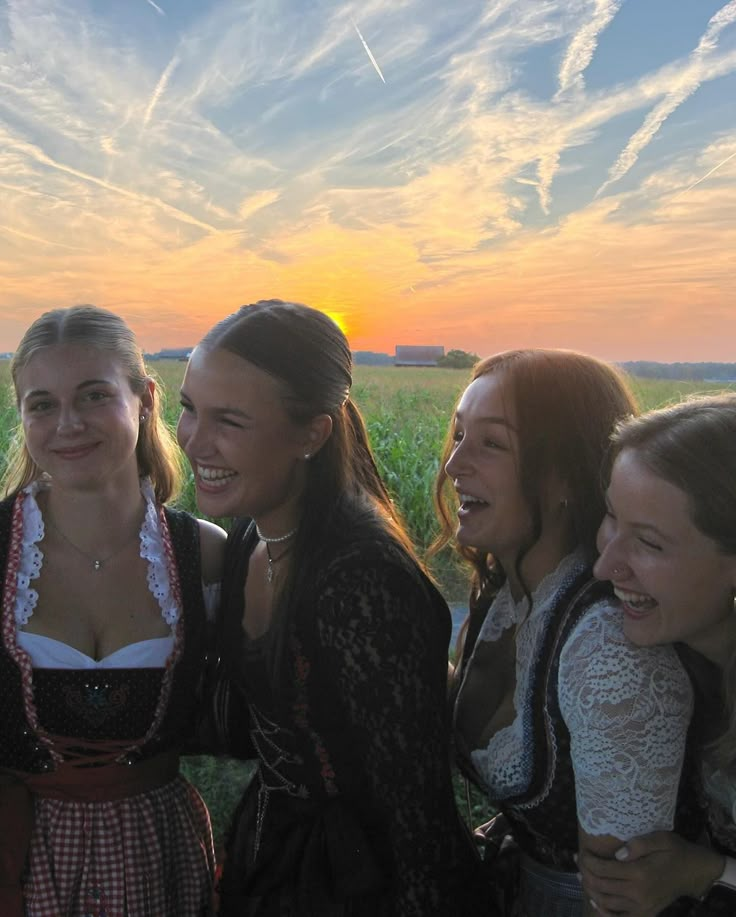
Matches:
[[255, 525, 297, 584]]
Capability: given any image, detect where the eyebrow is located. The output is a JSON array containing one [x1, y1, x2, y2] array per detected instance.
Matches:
[[454, 411, 517, 431], [180, 389, 253, 421], [604, 494, 675, 543], [23, 379, 117, 399]]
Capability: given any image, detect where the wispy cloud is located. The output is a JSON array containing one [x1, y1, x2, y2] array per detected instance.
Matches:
[[556, 0, 623, 97], [597, 0, 736, 196], [142, 54, 180, 128]]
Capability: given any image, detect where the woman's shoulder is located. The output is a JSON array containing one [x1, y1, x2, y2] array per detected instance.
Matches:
[[561, 595, 692, 696]]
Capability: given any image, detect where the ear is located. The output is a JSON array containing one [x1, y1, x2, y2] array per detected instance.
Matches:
[[302, 413, 333, 460], [140, 377, 155, 417]]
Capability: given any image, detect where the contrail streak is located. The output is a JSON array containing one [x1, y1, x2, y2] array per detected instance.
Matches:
[[557, 0, 623, 96], [352, 21, 386, 83], [672, 149, 736, 201], [144, 0, 165, 15], [597, 0, 736, 196], [143, 54, 179, 127]]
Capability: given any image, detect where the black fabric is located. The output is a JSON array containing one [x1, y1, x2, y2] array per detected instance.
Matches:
[[214, 516, 489, 917], [0, 494, 208, 771], [455, 568, 706, 916]]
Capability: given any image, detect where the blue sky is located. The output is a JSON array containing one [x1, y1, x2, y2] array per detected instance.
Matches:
[[1, 0, 735, 359]]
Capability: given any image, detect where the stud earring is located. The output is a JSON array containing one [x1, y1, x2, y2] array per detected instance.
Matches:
[[304, 452, 311, 461], [140, 414, 147, 423]]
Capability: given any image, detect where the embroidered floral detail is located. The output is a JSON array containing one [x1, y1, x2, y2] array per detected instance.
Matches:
[[2, 491, 60, 762], [140, 479, 180, 627], [291, 637, 338, 796], [3, 484, 186, 766], [14, 483, 45, 626]]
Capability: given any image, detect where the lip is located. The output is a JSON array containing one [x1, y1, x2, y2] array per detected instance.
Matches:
[[613, 586, 657, 620], [195, 464, 238, 492], [51, 443, 100, 460]]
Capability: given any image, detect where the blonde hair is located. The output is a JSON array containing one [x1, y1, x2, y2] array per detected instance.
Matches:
[[2, 305, 182, 502]]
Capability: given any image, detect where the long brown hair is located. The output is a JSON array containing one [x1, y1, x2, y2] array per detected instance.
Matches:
[[2, 305, 182, 502], [433, 349, 638, 612]]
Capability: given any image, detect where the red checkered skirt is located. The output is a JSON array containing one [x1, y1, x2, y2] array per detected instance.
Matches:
[[23, 775, 215, 917]]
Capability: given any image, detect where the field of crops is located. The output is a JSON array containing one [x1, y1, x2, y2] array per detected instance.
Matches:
[[2, 358, 735, 840]]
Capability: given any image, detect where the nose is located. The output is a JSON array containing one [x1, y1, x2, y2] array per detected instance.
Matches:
[[445, 440, 470, 481], [56, 404, 84, 435], [593, 537, 629, 583]]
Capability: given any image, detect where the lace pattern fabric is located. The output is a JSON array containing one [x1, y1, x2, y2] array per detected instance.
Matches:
[[15, 478, 181, 630], [469, 551, 586, 798], [558, 601, 692, 837], [467, 550, 692, 840]]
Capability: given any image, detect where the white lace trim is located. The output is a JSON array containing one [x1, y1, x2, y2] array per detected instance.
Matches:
[[15, 478, 180, 630], [467, 549, 693, 840], [469, 551, 587, 797]]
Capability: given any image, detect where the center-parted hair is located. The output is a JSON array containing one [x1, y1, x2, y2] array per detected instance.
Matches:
[[2, 304, 182, 502]]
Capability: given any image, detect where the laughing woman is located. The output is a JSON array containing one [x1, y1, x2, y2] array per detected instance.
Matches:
[[436, 350, 702, 917], [579, 394, 736, 916], [177, 299, 485, 916], [0, 305, 225, 916]]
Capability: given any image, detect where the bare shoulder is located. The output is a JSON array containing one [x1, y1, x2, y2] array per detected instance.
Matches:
[[197, 518, 227, 584]]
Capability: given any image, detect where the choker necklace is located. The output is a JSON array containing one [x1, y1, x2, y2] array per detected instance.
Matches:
[[255, 524, 297, 544], [255, 525, 297, 584], [45, 514, 142, 572]]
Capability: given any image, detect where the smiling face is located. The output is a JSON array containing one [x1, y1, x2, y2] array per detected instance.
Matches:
[[595, 448, 736, 664], [177, 345, 318, 532], [16, 343, 150, 493], [445, 373, 530, 561]]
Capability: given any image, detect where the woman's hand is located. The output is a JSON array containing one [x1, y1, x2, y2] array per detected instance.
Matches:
[[578, 831, 724, 916]]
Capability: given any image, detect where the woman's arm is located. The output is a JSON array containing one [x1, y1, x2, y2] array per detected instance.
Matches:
[[578, 832, 725, 916], [558, 602, 695, 913]]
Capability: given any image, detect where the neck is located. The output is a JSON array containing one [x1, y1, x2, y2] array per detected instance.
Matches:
[[41, 477, 146, 538]]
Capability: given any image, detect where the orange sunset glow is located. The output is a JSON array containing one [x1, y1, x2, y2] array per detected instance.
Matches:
[[1, 1, 735, 362]]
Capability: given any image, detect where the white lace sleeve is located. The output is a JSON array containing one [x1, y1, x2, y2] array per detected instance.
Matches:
[[558, 599, 693, 839]]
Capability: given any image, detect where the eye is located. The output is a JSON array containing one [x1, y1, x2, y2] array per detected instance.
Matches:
[[179, 398, 194, 413], [27, 399, 54, 414], [483, 438, 502, 449], [220, 416, 244, 429], [85, 390, 111, 403], [638, 537, 662, 552]]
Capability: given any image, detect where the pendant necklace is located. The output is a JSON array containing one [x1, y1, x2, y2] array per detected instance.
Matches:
[[256, 525, 297, 585], [45, 513, 142, 572]]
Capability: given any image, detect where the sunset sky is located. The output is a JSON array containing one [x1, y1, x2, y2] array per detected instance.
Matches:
[[1, 0, 735, 361]]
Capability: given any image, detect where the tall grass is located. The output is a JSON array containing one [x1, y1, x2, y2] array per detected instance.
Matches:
[[3, 359, 735, 840]]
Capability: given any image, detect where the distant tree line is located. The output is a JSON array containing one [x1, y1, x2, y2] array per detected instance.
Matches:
[[620, 361, 736, 381]]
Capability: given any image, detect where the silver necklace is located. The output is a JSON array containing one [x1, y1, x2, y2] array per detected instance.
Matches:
[[255, 525, 297, 584], [264, 541, 294, 585], [255, 524, 297, 544], [45, 514, 142, 572]]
